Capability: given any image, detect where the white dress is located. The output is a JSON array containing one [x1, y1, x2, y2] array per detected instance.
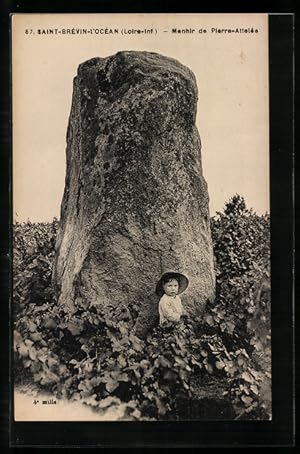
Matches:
[[158, 294, 183, 324]]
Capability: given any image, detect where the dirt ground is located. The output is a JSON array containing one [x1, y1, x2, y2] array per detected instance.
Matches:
[[14, 386, 125, 421]]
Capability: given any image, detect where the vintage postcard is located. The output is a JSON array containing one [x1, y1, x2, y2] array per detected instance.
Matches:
[[12, 13, 271, 422]]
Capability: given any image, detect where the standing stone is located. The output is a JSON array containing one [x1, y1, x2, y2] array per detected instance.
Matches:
[[52, 51, 215, 335]]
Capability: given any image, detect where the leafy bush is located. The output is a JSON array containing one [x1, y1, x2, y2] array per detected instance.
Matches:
[[13, 195, 271, 420], [13, 219, 58, 315], [209, 195, 271, 417]]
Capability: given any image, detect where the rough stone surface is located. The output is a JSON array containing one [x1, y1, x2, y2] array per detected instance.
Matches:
[[52, 51, 215, 334]]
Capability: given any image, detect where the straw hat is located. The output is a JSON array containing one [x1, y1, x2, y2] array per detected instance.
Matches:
[[155, 271, 189, 297]]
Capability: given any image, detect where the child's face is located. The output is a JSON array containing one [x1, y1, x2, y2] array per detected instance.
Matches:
[[163, 279, 179, 297]]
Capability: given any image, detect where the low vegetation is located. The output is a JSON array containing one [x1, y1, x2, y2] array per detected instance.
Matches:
[[13, 195, 271, 420]]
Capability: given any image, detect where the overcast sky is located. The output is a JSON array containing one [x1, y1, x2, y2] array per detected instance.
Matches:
[[12, 13, 269, 222]]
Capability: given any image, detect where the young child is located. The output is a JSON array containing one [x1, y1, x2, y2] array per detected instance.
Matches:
[[155, 271, 189, 325]]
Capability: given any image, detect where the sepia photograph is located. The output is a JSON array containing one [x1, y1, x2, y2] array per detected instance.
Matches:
[[12, 13, 271, 422]]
